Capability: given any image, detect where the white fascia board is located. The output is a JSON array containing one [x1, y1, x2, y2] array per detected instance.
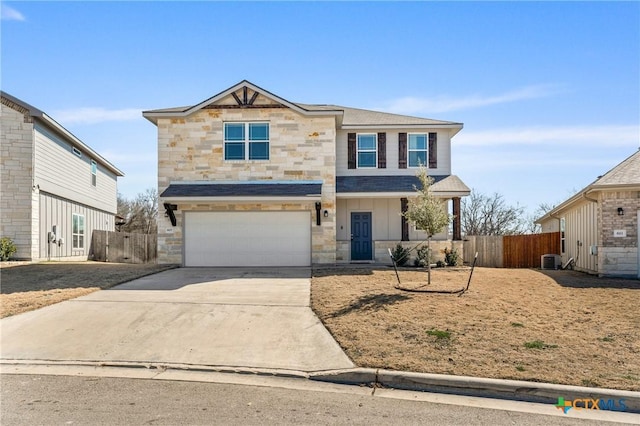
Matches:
[[336, 192, 466, 199], [39, 114, 125, 177], [160, 196, 321, 203], [341, 124, 463, 131]]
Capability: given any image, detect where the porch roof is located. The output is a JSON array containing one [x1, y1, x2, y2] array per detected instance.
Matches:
[[336, 175, 470, 197]]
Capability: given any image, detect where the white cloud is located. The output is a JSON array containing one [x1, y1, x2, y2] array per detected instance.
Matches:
[[1, 4, 25, 21], [52, 107, 142, 125], [379, 84, 561, 115], [455, 125, 640, 147]]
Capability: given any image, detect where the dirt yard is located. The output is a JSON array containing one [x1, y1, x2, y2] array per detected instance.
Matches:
[[0, 262, 176, 318], [311, 266, 640, 391]]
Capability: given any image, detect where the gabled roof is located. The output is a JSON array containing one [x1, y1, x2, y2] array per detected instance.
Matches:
[[142, 80, 463, 134], [1, 91, 124, 177], [536, 149, 640, 223]]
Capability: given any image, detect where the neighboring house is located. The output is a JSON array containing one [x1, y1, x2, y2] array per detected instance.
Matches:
[[143, 80, 470, 267], [536, 150, 640, 278], [1, 92, 124, 261]]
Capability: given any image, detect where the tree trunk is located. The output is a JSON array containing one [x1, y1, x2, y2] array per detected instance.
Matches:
[[427, 236, 432, 285]]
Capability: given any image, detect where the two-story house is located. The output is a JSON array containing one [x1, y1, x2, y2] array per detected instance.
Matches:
[[1, 92, 124, 261], [143, 81, 469, 267]]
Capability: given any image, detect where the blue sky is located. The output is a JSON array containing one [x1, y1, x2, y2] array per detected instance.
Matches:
[[2, 1, 639, 218]]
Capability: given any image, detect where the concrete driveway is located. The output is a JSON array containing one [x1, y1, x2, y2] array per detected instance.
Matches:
[[0, 268, 354, 372]]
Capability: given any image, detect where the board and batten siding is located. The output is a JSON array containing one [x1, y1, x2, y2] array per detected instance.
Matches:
[[336, 198, 448, 242], [34, 124, 118, 214], [562, 199, 598, 273], [38, 191, 115, 260], [335, 129, 452, 176]]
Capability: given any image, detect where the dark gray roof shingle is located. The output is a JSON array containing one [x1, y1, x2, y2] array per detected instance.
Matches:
[[161, 182, 322, 198], [336, 175, 448, 193]]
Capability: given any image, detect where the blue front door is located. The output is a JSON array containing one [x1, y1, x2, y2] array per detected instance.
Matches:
[[351, 212, 372, 261]]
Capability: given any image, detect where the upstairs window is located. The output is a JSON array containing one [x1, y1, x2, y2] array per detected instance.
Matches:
[[357, 134, 377, 168], [408, 134, 427, 167], [91, 160, 97, 186], [72, 213, 85, 249], [224, 122, 269, 161]]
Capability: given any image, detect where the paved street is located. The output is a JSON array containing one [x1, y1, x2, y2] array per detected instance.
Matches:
[[4, 373, 634, 426]]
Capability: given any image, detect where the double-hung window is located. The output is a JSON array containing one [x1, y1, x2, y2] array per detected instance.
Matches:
[[72, 213, 85, 250], [408, 134, 427, 167], [357, 134, 377, 168], [91, 160, 97, 186], [224, 122, 269, 161]]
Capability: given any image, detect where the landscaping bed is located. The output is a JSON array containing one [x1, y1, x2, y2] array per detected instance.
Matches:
[[0, 262, 176, 318], [311, 266, 640, 391]]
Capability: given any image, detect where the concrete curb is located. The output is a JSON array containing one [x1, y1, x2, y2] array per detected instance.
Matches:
[[310, 368, 640, 414]]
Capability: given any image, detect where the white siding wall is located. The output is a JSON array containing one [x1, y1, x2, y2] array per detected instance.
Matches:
[[336, 198, 449, 242], [34, 124, 118, 214], [336, 129, 453, 176], [38, 191, 115, 260], [562, 200, 598, 273]]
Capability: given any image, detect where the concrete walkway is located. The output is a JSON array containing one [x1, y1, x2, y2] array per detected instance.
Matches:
[[0, 268, 354, 372]]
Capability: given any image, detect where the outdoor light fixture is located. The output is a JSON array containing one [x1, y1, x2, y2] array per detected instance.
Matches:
[[324, 210, 329, 218], [315, 202, 322, 226], [617, 207, 624, 216]]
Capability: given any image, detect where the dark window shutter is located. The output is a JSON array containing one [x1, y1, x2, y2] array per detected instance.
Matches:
[[428, 132, 437, 168], [377, 132, 386, 168], [401, 197, 409, 241], [347, 133, 356, 169], [398, 133, 407, 169]]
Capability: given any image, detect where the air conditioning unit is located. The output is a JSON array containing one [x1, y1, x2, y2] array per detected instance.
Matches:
[[541, 254, 561, 270]]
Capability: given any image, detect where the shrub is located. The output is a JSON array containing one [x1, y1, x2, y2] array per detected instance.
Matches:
[[413, 246, 432, 267], [390, 244, 410, 266], [444, 247, 460, 267], [0, 237, 17, 261], [436, 260, 445, 268]]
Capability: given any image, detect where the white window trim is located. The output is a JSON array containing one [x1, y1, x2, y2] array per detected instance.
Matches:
[[408, 133, 428, 168], [223, 122, 270, 161], [356, 133, 377, 169], [72, 213, 85, 250]]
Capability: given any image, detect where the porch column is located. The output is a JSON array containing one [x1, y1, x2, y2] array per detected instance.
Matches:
[[453, 197, 462, 241], [401, 197, 409, 241]]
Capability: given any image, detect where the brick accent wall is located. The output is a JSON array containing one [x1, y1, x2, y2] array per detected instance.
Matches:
[[1, 101, 36, 259], [598, 191, 639, 277], [156, 107, 337, 264]]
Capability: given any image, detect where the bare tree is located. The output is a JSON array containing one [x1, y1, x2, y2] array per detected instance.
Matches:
[[404, 167, 452, 285], [461, 191, 528, 236], [116, 188, 158, 234]]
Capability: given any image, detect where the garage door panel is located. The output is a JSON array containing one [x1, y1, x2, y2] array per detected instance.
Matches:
[[184, 211, 311, 267]]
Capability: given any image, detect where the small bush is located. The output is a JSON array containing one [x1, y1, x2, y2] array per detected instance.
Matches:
[[413, 246, 432, 267], [444, 248, 460, 267], [436, 260, 445, 268], [390, 244, 410, 266], [0, 237, 17, 261]]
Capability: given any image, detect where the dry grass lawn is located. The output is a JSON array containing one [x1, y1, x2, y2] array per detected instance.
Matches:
[[311, 266, 640, 391], [0, 262, 176, 318]]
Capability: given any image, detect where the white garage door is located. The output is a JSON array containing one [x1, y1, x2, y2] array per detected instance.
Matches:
[[184, 211, 311, 267]]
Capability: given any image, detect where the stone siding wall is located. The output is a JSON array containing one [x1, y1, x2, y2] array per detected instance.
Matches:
[[157, 106, 337, 264], [1, 100, 36, 259]]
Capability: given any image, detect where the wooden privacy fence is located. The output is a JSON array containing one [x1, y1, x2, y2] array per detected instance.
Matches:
[[90, 230, 157, 264], [463, 232, 560, 268]]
